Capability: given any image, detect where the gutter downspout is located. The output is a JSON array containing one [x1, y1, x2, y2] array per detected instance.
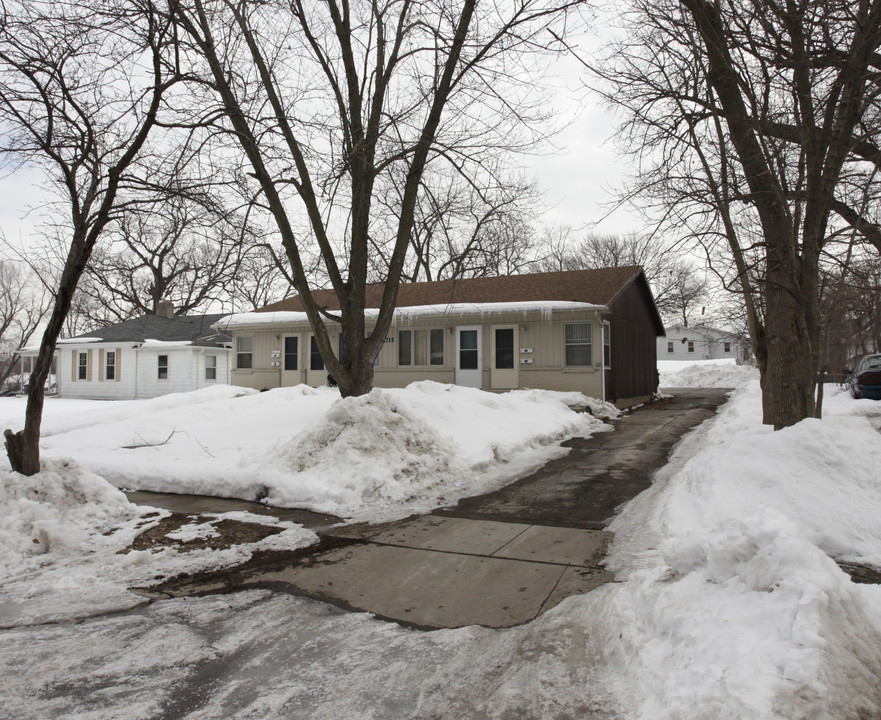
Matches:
[[601, 313, 606, 403], [133, 343, 142, 399]]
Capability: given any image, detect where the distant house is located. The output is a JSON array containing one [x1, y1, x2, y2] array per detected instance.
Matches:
[[215, 267, 665, 408], [21, 304, 233, 400], [659, 324, 751, 363]]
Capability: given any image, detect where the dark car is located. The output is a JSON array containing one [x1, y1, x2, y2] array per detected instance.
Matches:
[[846, 354, 881, 400]]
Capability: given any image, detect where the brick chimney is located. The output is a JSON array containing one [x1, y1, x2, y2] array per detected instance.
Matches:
[[156, 299, 174, 319]]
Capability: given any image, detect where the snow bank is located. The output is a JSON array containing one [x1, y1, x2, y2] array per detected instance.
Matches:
[[0, 459, 317, 627], [6, 381, 609, 523], [0, 459, 139, 558], [659, 358, 758, 388], [597, 380, 881, 718], [263, 382, 610, 520]]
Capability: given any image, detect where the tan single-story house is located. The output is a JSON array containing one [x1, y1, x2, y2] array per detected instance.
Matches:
[[214, 267, 665, 407]]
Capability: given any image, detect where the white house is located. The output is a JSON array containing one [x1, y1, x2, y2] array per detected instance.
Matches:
[[22, 309, 233, 400], [659, 324, 751, 363]]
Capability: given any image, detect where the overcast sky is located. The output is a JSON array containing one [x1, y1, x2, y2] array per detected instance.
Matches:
[[0, 108, 641, 255], [0, 8, 643, 255]]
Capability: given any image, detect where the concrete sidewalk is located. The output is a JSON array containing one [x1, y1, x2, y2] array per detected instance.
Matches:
[[153, 515, 612, 629], [139, 388, 730, 630]]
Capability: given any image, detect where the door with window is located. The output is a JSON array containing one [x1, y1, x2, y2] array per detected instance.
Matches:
[[455, 326, 482, 388], [305, 335, 327, 387], [281, 335, 301, 386], [490, 325, 519, 389]]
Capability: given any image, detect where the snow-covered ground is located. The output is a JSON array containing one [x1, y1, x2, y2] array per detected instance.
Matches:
[[2, 364, 881, 719], [0, 382, 613, 627], [659, 357, 759, 388], [0, 381, 614, 522]]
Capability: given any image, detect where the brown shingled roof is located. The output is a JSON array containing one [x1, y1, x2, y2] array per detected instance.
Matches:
[[260, 266, 645, 313]]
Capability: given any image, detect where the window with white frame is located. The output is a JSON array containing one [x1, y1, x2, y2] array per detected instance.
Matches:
[[78, 352, 88, 380], [724, 342, 731, 353], [158, 355, 169, 379], [688, 341, 695, 353], [564, 323, 592, 366], [205, 354, 217, 380], [398, 329, 444, 367], [105, 351, 116, 380], [667, 341, 674, 353], [237, 335, 253, 369]]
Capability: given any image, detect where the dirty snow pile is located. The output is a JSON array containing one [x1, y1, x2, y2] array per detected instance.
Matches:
[[659, 358, 758, 387], [0, 381, 611, 522], [262, 383, 613, 518], [0, 461, 317, 627], [594, 379, 881, 718]]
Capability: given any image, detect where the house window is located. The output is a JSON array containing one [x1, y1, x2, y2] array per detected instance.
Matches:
[[495, 328, 514, 370], [565, 323, 592, 366], [399, 329, 444, 367], [205, 354, 217, 380], [667, 341, 674, 353], [237, 335, 253, 369], [158, 355, 169, 379], [398, 330, 411, 366], [603, 322, 611, 368], [688, 341, 695, 353], [430, 329, 444, 366], [724, 342, 731, 353], [78, 352, 88, 380], [284, 337, 298, 371], [310, 337, 324, 370], [105, 351, 116, 381], [22, 356, 32, 374]]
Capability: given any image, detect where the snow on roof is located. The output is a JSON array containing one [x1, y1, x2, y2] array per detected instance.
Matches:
[[214, 300, 604, 330], [141, 339, 194, 348], [56, 337, 104, 345]]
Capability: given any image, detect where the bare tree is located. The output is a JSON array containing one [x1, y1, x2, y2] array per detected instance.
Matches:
[[595, 0, 881, 428], [0, 260, 49, 391], [821, 253, 881, 366], [228, 243, 295, 311], [169, 0, 586, 397], [373, 166, 540, 283], [78, 195, 254, 324], [531, 224, 576, 271], [0, 0, 178, 474], [660, 262, 712, 327]]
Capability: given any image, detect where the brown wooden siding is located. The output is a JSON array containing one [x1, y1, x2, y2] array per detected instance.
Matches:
[[606, 276, 662, 402]]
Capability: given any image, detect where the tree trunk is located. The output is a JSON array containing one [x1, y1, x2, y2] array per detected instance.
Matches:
[[334, 354, 376, 398], [5, 337, 52, 475], [759, 281, 816, 429]]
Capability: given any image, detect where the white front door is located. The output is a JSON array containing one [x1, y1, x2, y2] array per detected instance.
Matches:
[[456, 326, 482, 388], [280, 335, 302, 386], [490, 325, 519, 389], [305, 335, 327, 387]]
